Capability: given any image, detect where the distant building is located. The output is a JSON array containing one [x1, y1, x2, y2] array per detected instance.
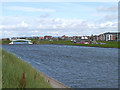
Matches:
[[72, 36, 89, 43], [81, 36, 89, 43], [44, 36, 52, 40], [61, 35, 70, 40], [81, 36, 88, 39], [32, 37, 39, 39], [39, 37, 44, 40], [52, 37, 57, 40], [104, 32, 120, 41], [72, 36, 81, 42], [26, 37, 33, 39], [2, 38, 9, 40], [93, 35, 99, 41], [97, 32, 120, 41], [58, 37, 62, 40]]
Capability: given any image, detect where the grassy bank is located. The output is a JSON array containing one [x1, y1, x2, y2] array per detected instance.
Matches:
[[0, 49, 2, 89], [2, 49, 52, 88], [31, 40, 119, 48]]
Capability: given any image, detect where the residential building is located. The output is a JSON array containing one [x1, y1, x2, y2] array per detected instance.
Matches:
[[2, 38, 9, 40], [96, 32, 120, 41], [44, 36, 52, 40], [104, 32, 120, 41], [61, 35, 70, 40], [39, 37, 44, 40]]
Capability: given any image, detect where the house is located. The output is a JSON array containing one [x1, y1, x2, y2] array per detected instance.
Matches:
[[58, 37, 62, 40], [26, 37, 39, 39], [69, 37, 74, 41], [26, 37, 34, 39], [72, 36, 81, 41], [61, 35, 70, 40], [44, 36, 52, 40], [39, 37, 44, 40], [72, 36, 89, 43], [52, 37, 57, 40], [81, 36, 89, 43], [2, 38, 9, 40], [32, 37, 39, 39]]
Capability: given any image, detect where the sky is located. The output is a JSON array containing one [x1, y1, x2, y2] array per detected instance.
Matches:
[[0, 2, 118, 38]]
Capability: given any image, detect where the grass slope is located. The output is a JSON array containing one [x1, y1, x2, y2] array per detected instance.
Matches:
[[0, 49, 2, 89], [2, 49, 52, 88]]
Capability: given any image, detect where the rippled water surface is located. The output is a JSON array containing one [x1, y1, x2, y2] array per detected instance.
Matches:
[[2, 44, 118, 88]]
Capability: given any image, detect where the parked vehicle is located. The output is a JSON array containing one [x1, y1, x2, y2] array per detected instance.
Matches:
[[84, 42, 89, 44], [81, 42, 86, 44]]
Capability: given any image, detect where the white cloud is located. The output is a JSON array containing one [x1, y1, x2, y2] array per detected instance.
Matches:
[[100, 22, 116, 27], [6, 6, 56, 12], [0, 21, 29, 29], [0, 16, 118, 38], [0, 25, 4, 29], [20, 21, 29, 27]]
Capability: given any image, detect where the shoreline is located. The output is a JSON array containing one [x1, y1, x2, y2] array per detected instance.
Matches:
[[2, 43, 119, 49], [37, 43, 119, 49], [37, 71, 69, 88]]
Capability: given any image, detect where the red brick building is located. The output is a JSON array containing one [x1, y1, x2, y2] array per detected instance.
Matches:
[[44, 36, 52, 40]]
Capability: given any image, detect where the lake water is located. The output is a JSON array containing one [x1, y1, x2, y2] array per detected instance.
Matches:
[[2, 44, 119, 88]]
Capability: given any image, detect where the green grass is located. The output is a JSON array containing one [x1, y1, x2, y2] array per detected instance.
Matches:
[[96, 41, 119, 48], [0, 49, 2, 89], [1, 39, 120, 48], [35, 40, 119, 48], [2, 49, 52, 88]]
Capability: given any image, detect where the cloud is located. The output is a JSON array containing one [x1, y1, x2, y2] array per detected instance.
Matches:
[[100, 21, 117, 28], [0, 21, 29, 29], [0, 16, 118, 38], [97, 6, 118, 12], [20, 21, 29, 27], [6, 6, 56, 12]]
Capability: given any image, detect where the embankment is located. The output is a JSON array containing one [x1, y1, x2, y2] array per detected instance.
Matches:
[[2, 49, 69, 88]]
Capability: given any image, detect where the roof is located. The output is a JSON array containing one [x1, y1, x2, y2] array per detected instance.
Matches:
[[103, 32, 120, 34]]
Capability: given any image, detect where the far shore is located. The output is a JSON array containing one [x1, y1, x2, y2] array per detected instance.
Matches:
[[1, 40, 119, 49], [2, 43, 119, 49]]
